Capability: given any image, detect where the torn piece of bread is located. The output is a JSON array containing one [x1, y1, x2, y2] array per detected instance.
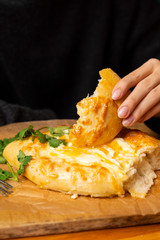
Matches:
[[2, 68, 160, 198], [3, 129, 160, 198], [70, 69, 125, 147]]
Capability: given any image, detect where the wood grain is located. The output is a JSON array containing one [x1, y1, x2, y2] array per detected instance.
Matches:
[[0, 120, 160, 240]]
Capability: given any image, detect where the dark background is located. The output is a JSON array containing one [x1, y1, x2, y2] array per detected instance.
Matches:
[[0, 0, 160, 124]]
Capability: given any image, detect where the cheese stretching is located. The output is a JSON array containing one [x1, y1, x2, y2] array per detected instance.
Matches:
[[3, 129, 160, 198]]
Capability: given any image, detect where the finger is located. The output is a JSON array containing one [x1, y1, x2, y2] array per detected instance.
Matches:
[[118, 71, 160, 119], [112, 59, 158, 100], [138, 103, 160, 123], [122, 84, 160, 126]]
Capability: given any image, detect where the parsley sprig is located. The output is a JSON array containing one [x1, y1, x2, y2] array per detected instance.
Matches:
[[17, 150, 32, 175], [14, 125, 70, 147], [0, 125, 71, 182], [0, 168, 13, 181], [33, 126, 70, 147], [14, 125, 36, 140], [0, 137, 15, 164]]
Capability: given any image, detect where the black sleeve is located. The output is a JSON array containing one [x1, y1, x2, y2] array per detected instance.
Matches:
[[0, 100, 57, 126]]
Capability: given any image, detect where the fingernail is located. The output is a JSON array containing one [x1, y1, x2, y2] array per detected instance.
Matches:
[[112, 89, 121, 100], [122, 115, 134, 127], [118, 106, 129, 118]]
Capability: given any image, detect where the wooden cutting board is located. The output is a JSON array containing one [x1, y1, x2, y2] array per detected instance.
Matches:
[[0, 119, 160, 240]]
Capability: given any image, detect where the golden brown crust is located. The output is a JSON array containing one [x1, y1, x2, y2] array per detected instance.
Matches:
[[3, 130, 160, 198], [3, 136, 125, 197], [2, 68, 160, 198], [69, 68, 124, 147], [119, 129, 160, 150]]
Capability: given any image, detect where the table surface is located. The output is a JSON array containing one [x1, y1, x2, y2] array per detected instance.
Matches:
[[11, 224, 160, 240]]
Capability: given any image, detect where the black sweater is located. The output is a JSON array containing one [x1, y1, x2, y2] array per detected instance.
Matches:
[[0, 0, 160, 132]]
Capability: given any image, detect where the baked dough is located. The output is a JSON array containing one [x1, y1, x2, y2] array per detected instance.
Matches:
[[3, 129, 160, 198], [3, 68, 160, 198], [70, 68, 125, 147]]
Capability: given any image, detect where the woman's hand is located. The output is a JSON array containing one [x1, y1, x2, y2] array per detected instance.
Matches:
[[112, 58, 160, 127]]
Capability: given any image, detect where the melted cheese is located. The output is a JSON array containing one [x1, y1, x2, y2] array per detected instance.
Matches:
[[69, 69, 124, 147], [21, 132, 138, 185], [3, 128, 160, 198]]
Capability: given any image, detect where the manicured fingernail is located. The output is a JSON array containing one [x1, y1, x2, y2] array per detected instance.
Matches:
[[112, 89, 121, 100], [122, 115, 134, 127], [118, 106, 129, 118]]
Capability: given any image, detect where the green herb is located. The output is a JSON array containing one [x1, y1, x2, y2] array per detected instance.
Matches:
[[7, 162, 18, 181], [35, 130, 47, 143], [0, 161, 18, 181], [0, 150, 32, 181], [0, 125, 35, 163], [13, 125, 70, 145], [0, 126, 34, 181], [14, 125, 35, 141], [0, 156, 6, 164], [0, 141, 2, 156], [44, 134, 66, 148], [47, 137, 63, 148], [0, 137, 18, 181], [17, 150, 32, 175], [48, 126, 70, 137], [0, 125, 70, 182], [0, 168, 13, 181], [0, 138, 15, 155], [14, 125, 46, 143], [33, 126, 70, 148], [0, 138, 15, 165]]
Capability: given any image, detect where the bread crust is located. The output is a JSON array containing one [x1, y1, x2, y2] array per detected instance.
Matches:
[[70, 69, 124, 147], [3, 130, 160, 198], [3, 68, 160, 198]]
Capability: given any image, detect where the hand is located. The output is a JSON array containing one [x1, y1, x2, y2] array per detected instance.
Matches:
[[112, 58, 160, 127]]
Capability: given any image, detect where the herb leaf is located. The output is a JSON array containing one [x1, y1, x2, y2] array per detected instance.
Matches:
[[17, 150, 32, 175], [6, 162, 18, 181], [0, 138, 18, 181], [48, 138, 62, 148], [35, 131, 47, 143], [0, 138, 15, 165], [45, 134, 67, 148], [0, 156, 6, 164], [0, 138, 15, 155], [0, 168, 13, 181], [15, 125, 35, 141], [0, 125, 69, 181], [48, 126, 70, 137]]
